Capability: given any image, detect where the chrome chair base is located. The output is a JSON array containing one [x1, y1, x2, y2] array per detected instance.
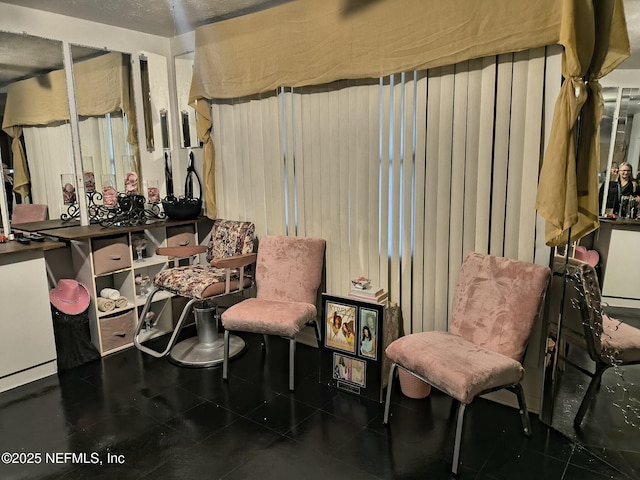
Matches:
[[169, 334, 245, 367], [169, 304, 245, 367]]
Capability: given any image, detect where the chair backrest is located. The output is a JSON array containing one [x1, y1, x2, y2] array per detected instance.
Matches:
[[12, 203, 48, 224], [255, 235, 326, 304], [549, 256, 605, 362], [206, 219, 255, 262], [449, 252, 550, 361]]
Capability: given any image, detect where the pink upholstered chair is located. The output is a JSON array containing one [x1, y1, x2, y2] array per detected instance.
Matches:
[[550, 256, 640, 426], [134, 219, 256, 367], [11, 203, 48, 224], [221, 235, 326, 391], [383, 252, 550, 475]]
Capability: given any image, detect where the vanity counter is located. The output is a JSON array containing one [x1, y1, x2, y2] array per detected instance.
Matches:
[[43, 217, 202, 241], [0, 238, 65, 256], [593, 218, 640, 307]]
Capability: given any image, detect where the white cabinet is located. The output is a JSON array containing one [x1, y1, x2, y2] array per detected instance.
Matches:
[[0, 247, 61, 392], [46, 219, 210, 356]]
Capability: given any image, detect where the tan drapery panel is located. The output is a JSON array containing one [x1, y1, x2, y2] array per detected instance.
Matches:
[[536, 0, 629, 246], [192, 99, 216, 217], [3, 126, 28, 197], [189, 0, 629, 231], [2, 52, 138, 196]]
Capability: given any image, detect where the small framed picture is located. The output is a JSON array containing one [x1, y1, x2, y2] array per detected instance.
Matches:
[[332, 353, 367, 387], [325, 301, 357, 354], [359, 307, 378, 360]]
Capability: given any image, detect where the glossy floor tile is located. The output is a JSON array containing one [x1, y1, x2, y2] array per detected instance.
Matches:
[[0, 328, 636, 479]]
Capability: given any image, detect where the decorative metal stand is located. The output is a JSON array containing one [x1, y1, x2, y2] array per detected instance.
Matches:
[[61, 191, 165, 227], [61, 190, 105, 222]]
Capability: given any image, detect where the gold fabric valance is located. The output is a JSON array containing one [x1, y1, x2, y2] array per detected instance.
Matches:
[[2, 52, 136, 197], [190, 0, 562, 101], [189, 0, 629, 239]]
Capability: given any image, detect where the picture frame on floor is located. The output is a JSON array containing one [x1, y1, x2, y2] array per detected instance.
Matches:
[[320, 294, 385, 402]]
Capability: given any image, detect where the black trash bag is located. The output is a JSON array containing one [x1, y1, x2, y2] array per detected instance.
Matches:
[[51, 306, 100, 371]]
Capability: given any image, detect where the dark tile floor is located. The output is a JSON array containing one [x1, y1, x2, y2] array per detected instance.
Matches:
[[0, 328, 634, 480], [549, 307, 640, 480]]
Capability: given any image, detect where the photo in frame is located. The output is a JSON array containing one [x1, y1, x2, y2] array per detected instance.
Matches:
[[320, 294, 387, 402], [324, 301, 357, 354], [332, 353, 367, 387], [359, 307, 378, 360]]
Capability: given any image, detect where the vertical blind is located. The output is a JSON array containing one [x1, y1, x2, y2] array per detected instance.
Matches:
[[211, 47, 560, 336]]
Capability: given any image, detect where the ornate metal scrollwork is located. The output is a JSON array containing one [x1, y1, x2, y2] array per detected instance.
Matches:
[[61, 191, 165, 227]]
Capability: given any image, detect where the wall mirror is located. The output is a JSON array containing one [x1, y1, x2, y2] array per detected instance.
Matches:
[[599, 87, 640, 215], [540, 85, 640, 479], [0, 31, 73, 222], [71, 45, 141, 210], [174, 52, 201, 149]]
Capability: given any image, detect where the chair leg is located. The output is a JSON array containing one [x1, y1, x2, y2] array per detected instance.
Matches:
[[134, 292, 197, 358], [311, 319, 321, 344], [574, 364, 608, 427], [223, 330, 230, 381], [512, 383, 532, 437], [383, 363, 398, 424], [289, 338, 296, 391], [452, 402, 467, 476], [262, 334, 269, 353]]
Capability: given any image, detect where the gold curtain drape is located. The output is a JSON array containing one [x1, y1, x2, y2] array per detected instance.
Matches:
[[190, 0, 628, 230], [536, 0, 630, 246], [2, 52, 138, 197]]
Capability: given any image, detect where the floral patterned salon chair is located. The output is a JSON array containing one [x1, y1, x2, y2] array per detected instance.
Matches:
[[134, 219, 256, 367]]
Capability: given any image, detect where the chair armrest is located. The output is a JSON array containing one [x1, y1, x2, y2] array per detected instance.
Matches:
[[156, 245, 207, 257], [210, 253, 257, 269]]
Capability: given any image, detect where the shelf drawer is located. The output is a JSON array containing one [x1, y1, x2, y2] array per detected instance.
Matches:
[[100, 310, 135, 352], [93, 235, 131, 275], [166, 225, 196, 248]]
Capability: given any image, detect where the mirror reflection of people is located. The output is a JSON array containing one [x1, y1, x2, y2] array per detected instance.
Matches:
[[599, 161, 640, 216], [618, 162, 638, 197], [360, 325, 376, 357]]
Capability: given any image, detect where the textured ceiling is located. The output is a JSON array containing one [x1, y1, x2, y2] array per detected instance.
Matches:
[[0, 33, 104, 88], [0, 0, 293, 37]]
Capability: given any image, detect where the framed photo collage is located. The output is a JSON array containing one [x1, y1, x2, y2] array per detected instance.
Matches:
[[320, 294, 385, 402]]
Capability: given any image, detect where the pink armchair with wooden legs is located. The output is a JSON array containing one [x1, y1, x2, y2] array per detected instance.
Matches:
[[221, 235, 326, 391], [383, 252, 550, 475]]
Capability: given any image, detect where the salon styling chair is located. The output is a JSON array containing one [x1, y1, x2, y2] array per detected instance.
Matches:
[[550, 256, 640, 426], [134, 219, 256, 367], [383, 252, 550, 475], [221, 235, 326, 391]]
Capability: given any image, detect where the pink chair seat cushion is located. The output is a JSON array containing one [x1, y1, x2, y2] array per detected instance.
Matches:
[[602, 315, 640, 364], [154, 265, 251, 300], [386, 331, 525, 404], [222, 298, 317, 337]]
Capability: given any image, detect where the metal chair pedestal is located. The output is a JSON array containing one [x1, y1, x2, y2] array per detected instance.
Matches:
[[134, 289, 246, 368], [169, 304, 245, 367]]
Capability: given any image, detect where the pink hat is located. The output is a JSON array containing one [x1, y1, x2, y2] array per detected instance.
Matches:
[[49, 279, 90, 315], [574, 246, 599, 268]]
